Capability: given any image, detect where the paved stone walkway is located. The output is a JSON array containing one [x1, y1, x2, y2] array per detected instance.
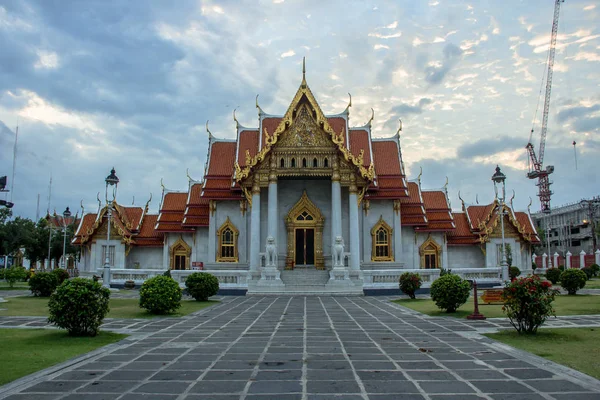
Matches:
[[1, 296, 600, 400]]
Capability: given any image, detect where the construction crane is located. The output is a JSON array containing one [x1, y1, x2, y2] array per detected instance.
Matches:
[[526, 0, 563, 214]]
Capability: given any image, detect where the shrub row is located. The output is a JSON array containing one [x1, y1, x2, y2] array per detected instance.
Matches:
[[545, 267, 589, 295]]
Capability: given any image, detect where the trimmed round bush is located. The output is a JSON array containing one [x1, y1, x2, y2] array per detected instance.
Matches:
[[185, 273, 219, 301], [48, 278, 110, 336], [590, 263, 600, 277], [5, 266, 28, 287], [581, 267, 593, 280], [139, 275, 182, 314], [51, 268, 70, 285], [28, 272, 59, 296], [545, 268, 561, 284], [509, 266, 521, 280], [559, 269, 587, 295], [502, 275, 558, 334], [430, 274, 471, 313], [399, 272, 422, 299]]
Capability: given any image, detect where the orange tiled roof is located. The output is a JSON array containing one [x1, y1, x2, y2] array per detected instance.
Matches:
[[372, 141, 401, 176], [207, 142, 237, 177], [261, 117, 282, 149], [187, 183, 203, 206], [72, 213, 97, 245], [466, 204, 495, 230], [515, 212, 541, 243], [161, 192, 188, 212], [447, 213, 479, 245], [237, 130, 259, 167], [328, 117, 347, 146], [349, 130, 371, 167]]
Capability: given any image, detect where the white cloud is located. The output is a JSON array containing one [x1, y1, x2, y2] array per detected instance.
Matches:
[[583, 4, 596, 11], [490, 16, 500, 35], [412, 37, 423, 47], [273, 0, 285, 3], [281, 50, 295, 58], [569, 51, 600, 62], [34, 50, 59, 69], [432, 37, 445, 43], [16, 90, 105, 134], [386, 21, 398, 29], [368, 32, 402, 39], [429, 1, 439, 6], [374, 44, 389, 50]]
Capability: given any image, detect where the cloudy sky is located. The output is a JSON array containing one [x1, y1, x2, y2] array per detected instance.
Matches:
[[0, 0, 598, 220]]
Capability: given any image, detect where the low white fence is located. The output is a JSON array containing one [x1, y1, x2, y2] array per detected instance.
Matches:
[[363, 267, 501, 289]]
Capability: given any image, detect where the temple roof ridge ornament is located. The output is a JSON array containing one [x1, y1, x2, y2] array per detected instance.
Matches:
[[234, 57, 375, 184]]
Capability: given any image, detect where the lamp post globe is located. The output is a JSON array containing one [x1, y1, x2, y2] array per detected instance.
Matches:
[[492, 165, 509, 283], [103, 168, 119, 289]]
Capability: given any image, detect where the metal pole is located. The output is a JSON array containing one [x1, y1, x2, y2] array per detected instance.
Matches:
[[500, 198, 509, 283], [546, 213, 552, 269], [61, 225, 67, 269], [47, 223, 52, 271], [103, 202, 111, 288]]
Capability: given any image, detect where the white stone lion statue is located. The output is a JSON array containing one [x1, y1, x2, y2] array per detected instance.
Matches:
[[266, 236, 277, 267], [333, 235, 345, 267]]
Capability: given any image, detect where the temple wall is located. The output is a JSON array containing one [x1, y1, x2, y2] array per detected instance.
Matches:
[[448, 246, 484, 269], [402, 227, 417, 268], [127, 247, 163, 269], [193, 227, 209, 265], [90, 239, 126, 270], [361, 200, 395, 263], [162, 233, 194, 269], [215, 201, 247, 264]]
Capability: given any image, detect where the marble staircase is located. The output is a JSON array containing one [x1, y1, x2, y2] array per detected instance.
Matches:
[[247, 267, 363, 295]]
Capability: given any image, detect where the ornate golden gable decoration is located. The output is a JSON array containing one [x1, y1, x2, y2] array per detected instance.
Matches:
[[371, 216, 393, 262], [216, 217, 239, 262], [234, 75, 375, 184], [169, 236, 191, 270], [477, 201, 530, 244], [79, 202, 134, 245]]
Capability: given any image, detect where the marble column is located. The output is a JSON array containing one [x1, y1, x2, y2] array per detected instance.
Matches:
[[348, 183, 360, 271], [393, 200, 402, 263], [208, 200, 216, 262], [249, 182, 261, 272], [267, 177, 278, 247], [328, 158, 350, 285]]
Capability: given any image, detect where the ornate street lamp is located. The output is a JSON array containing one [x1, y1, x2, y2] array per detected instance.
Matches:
[[492, 165, 509, 283], [60, 207, 73, 269], [103, 168, 119, 289]]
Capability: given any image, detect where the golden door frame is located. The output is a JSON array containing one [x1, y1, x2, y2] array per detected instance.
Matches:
[[285, 191, 325, 270]]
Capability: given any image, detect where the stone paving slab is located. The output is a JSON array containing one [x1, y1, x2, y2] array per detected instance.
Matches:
[[0, 296, 599, 400]]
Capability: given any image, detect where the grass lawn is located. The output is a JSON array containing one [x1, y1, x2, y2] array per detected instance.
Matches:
[[0, 297, 218, 318], [0, 282, 29, 290], [0, 329, 127, 385], [485, 328, 600, 380], [584, 278, 600, 289], [393, 294, 600, 319]]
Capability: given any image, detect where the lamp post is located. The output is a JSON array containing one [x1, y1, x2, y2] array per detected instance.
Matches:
[[491, 165, 509, 283], [103, 168, 119, 289], [60, 207, 73, 269]]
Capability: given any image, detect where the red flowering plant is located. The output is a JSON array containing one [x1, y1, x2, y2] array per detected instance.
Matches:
[[502, 275, 559, 334], [399, 272, 423, 299]]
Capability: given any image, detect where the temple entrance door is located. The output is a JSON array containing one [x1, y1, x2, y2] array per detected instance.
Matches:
[[285, 191, 325, 270], [295, 228, 315, 266]]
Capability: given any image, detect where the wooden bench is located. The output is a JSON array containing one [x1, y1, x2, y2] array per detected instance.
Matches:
[[479, 289, 504, 305]]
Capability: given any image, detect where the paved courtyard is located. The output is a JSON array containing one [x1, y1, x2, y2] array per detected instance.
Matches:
[[1, 296, 600, 399]]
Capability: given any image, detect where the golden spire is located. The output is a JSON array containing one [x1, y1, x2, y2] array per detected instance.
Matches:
[[344, 93, 352, 113], [367, 108, 375, 128], [206, 120, 213, 141], [301, 57, 307, 88], [233, 108, 239, 129], [417, 166, 422, 188]]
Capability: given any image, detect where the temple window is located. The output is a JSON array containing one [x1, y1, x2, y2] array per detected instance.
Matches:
[[302, 158, 307, 168], [313, 158, 318, 167], [217, 217, 239, 262], [169, 238, 191, 270], [291, 158, 296, 168], [324, 158, 329, 167], [280, 158, 285, 168], [419, 236, 441, 269], [371, 216, 393, 262]]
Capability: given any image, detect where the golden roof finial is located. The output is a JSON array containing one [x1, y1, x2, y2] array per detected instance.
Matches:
[[510, 189, 516, 210], [96, 192, 102, 213], [206, 120, 213, 141], [458, 191, 466, 212], [186, 168, 193, 182], [417, 166, 422, 187], [443, 176, 449, 193], [344, 93, 352, 113], [476, 194, 479, 204], [145, 193, 152, 213], [367, 108, 375, 128], [396, 119, 403, 135], [80, 199, 84, 217], [302, 56, 306, 83], [233, 108, 239, 129], [527, 196, 533, 214]]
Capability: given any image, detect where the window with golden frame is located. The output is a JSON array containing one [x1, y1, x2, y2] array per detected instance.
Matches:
[[217, 217, 239, 262], [419, 236, 441, 269], [370, 216, 393, 262]]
